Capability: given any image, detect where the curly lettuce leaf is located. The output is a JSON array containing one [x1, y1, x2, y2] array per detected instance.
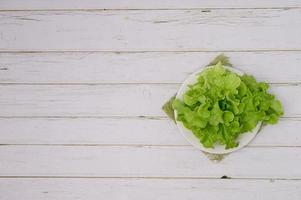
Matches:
[[172, 63, 284, 149]]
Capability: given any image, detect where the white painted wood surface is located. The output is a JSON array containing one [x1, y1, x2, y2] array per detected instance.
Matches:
[[0, 1, 301, 199], [0, 9, 301, 51], [1, 0, 301, 10], [1, 118, 300, 146], [0, 84, 297, 117], [1, 146, 301, 178], [0, 179, 300, 200], [1, 52, 301, 84]]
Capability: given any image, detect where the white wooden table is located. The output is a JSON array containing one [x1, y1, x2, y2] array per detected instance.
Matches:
[[0, 1, 301, 199]]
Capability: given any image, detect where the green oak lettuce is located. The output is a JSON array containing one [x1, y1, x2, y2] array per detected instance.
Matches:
[[172, 62, 283, 149]]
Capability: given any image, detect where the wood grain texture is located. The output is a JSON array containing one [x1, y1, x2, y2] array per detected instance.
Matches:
[[0, 9, 301, 51], [0, 84, 297, 117], [0, 145, 301, 178], [1, 0, 301, 10], [0, 178, 300, 200], [1, 52, 301, 84], [0, 1, 300, 199], [0, 118, 299, 146]]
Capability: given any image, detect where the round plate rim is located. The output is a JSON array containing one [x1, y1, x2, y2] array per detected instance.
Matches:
[[174, 66, 262, 154]]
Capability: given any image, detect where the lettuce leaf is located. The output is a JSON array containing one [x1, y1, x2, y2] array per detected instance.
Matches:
[[173, 62, 283, 149]]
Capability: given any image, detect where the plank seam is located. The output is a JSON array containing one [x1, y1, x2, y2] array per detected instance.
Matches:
[[0, 116, 297, 119], [0, 7, 298, 12], [0, 144, 300, 148], [1, 50, 301, 53], [0, 176, 299, 180], [0, 83, 299, 85]]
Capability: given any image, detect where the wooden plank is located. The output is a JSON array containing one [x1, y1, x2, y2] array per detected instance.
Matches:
[[0, 145, 300, 178], [0, 84, 175, 117], [0, 118, 182, 145], [0, 178, 300, 200], [0, 118, 299, 146], [1, 52, 301, 84], [0, 9, 301, 51], [0, 84, 297, 117], [1, 0, 301, 10]]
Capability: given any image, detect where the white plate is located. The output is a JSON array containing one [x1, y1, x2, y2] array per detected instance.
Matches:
[[174, 66, 261, 154]]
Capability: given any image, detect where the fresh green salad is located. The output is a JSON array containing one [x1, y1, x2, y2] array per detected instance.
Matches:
[[172, 62, 283, 149]]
